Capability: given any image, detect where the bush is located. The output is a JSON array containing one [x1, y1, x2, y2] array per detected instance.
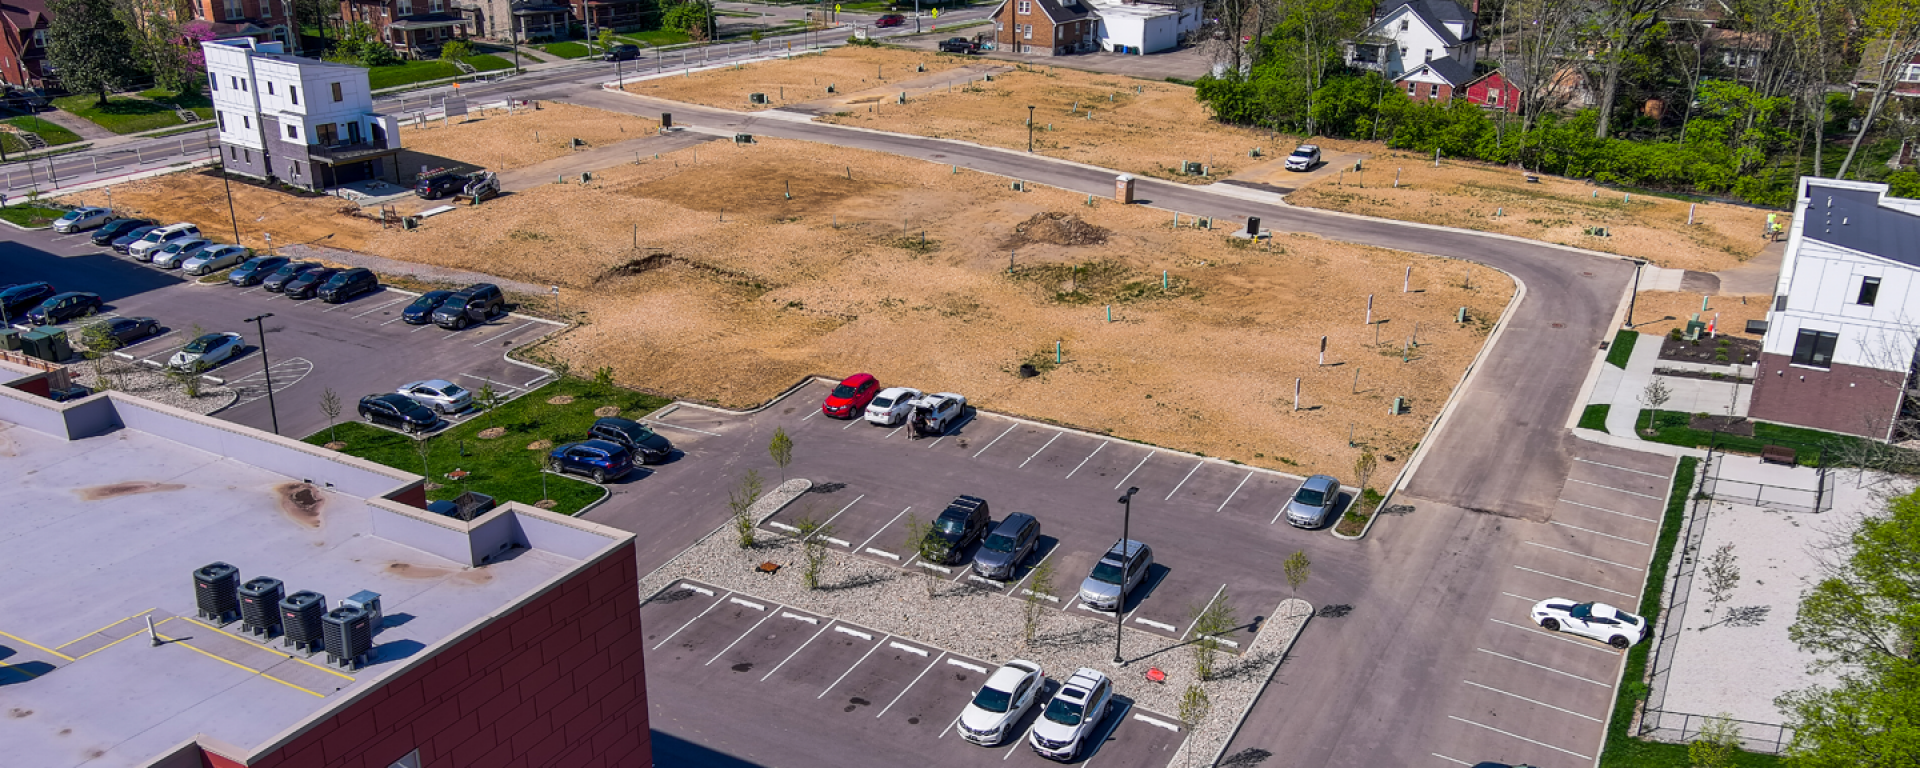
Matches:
[[438, 39, 474, 61]]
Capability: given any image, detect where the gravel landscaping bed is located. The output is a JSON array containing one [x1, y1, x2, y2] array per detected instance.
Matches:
[[639, 479, 1311, 766], [64, 357, 236, 415]]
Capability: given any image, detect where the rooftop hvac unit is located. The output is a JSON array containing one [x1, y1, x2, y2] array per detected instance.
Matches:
[[193, 562, 241, 625], [281, 590, 327, 654], [238, 576, 285, 639], [322, 604, 374, 670], [342, 590, 383, 635]]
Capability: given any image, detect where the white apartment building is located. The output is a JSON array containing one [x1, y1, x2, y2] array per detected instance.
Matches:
[[204, 38, 402, 191]]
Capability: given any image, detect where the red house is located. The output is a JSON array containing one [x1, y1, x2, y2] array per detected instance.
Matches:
[[1462, 68, 1521, 113], [0, 0, 52, 88]]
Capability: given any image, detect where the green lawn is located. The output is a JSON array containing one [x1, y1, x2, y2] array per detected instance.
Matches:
[[0, 204, 68, 228], [303, 377, 673, 516], [0, 133, 22, 154], [1606, 329, 1638, 368], [4, 115, 81, 145], [622, 29, 692, 46], [1638, 410, 1864, 465], [1579, 404, 1611, 432], [539, 41, 594, 58], [366, 59, 463, 90], [51, 93, 193, 134], [465, 53, 515, 72], [140, 89, 214, 121]]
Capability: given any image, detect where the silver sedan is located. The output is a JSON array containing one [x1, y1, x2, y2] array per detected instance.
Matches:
[[397, 379, 474, 414]]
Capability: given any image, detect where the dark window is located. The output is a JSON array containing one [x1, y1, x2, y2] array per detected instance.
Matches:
[[290, 85, 299, 104], [1792, 329, 1838, 368], [286, 124, 298, 139], [1857, 276, 1881, 306], [332, 82, 343, 102], [217, 111, 226, 130], [209, 72, 217, 91], [1775, 295, 1787, 311], [267, 81, 275, 95]]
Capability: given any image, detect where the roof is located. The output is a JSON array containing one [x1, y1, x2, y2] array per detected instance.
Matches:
[[0, 0, 48, 33], [1371, 0, 1474, 46], [1002, 0, 1093, 24], [1394, 55, 1475, 86], [1799, 179, 1920, 270], [0, 387, 632, 768]]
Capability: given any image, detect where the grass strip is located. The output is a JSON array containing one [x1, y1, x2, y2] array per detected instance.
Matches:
[[4, 115, 82, 145], [539, 41, 593, 59], [367, 60, 464, 90], [1637, 411, 1868, 466], [0, 203, 68, 227], [1579, 404, 1611, 432], [1607, 329, 1637, 368]]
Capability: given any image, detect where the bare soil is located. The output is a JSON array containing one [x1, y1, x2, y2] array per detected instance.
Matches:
[[623, 47, 979, 112], [62, 170, 385, 252], [397, 101, 658, 172], [1631, 291, 1770, 339]]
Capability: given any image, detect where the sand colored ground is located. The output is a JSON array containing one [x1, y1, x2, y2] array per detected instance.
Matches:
[[1630, 290, 1771, 339], [396, 101, 658, 173], [1288, 150, 1774, 273], [622, 47, 980, 112], [357, 137, 1511, 477], [63, 170, 386, 253]]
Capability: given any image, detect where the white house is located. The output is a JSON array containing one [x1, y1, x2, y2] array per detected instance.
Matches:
[[1749, 177, 1920, 440], [1346, 0, 1479, 80], [1081, 0, 1201, 55], [204, 38, 402, 191]]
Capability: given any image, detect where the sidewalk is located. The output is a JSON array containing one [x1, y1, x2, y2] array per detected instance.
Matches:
[[1589, 331, 1752, 437]]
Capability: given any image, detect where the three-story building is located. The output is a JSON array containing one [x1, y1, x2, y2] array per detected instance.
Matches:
[[205, 38, 402, 191]]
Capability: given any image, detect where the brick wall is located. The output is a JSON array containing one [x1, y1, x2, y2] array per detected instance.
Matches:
[[1402, 81, 1453, 101], [995, 1, 1056, 54], [199, 541, 650, 768], [1747, 352, 1903, 438]]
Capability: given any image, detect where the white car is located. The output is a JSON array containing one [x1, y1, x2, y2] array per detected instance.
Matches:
[[150, 238, 211, 269], [864, 386, 922, 425], [906, 392, 967, 438], [127, 223, 201, 260], [52, 206, 112, 233], [1029, 667, 1113, 760], [182, 244, 250, 276], [958, 659, 1044, 746], [168, 332, 244, 370], [1531, 598, 1646, 649], [398, 379, 474, 414], [1285, 144, 1321, 171]]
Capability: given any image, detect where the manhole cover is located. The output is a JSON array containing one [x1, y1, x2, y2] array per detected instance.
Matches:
[[1552, 323, 1566, 328]]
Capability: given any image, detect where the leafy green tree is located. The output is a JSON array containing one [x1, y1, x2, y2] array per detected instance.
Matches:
[[326, 21, 400, 67], [768, 427, 793, 481], [1836, 0, 1920, 179], [663, 0, 713, 40], [1688, 713, 1742, 768], [46, 0, 141, 107], [439, 39, 474, 61]]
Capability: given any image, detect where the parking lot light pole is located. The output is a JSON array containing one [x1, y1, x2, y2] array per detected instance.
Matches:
[[246, 313, 279, 435], [1027, 105, 1035, 153], [1114, 486, 1138, 665], [1626, 258, 1647, 328]]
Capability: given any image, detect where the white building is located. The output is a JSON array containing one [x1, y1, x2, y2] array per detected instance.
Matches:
[[1750, 177, 1920, 439], [1346, 0, 1479, 80], [1082, 0, 1201, 55], [204, 38, 402, 191]]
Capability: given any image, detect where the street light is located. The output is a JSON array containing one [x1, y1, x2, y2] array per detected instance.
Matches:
[[1113, 485, 1139, 664], [245, 313, 280, 435], [1626, 258, 1647, 328], [219, 160, 241, 246], [1027, 105, 1035, 153]]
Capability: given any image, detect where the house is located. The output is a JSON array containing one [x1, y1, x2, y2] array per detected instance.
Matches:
[[1082, 0, 1201, 55], [1749, 177, 1920, 439], [453, 0, 570, 43], [339, 0, 470, 58], [990, 0, 1097, 56], [1708, 27, 1768, 82], [205, 38, 403, 191], [1394, 54, 1474, 102], [570, 0, 650, 35], [184, 0, 298, 52], [1461, 68, 1520, 113], [1346, 0, 1479, 80], [1852, 39, 1920, 99], [1663, 0, 1732, 27], [0, 0, 51, 89]]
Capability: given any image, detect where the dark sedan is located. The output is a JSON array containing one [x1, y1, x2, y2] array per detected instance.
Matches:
[[110, 225, 161, 254], [0, 282, 57, 320], [281, 267, 340, 299], [86, 316, 161, 346], [26, 291, 103, 325], [358, 393, 439, 433], [587, 417, 674, 464], [228, 255, 290, 287], [90, 218, 154, 247], [261, 261, 322, 293], [402, 290, 455, 324]]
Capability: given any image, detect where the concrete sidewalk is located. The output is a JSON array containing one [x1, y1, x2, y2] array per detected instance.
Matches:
[[1589, 331, 1752, 437]]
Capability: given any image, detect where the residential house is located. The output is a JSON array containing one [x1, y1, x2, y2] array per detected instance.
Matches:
[[570, 0, 650, 35], [453, 0, 570, 43], [205, 37, 402, 191], [1852, 39, 1920, 99], [1707, 27, 1768, 83], [1749, 177, 1920, 439], [185, 0, 298, 52], [1461, 68, 1519, 113], [339, 0, 469, 58], [1346, 0, 1479, 81], [0, 0, 51, 89], [1662, 0, 1732, 28], [1395, 54, 1474, 102], [990, 0, 1096, 56]]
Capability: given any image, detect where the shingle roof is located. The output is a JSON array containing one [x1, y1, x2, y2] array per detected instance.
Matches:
[[1803, 182, 1920, 270], [1374, 0, 1474, 46], [1032, 0, 1093, 23], [1394, 54, 1475, 86]]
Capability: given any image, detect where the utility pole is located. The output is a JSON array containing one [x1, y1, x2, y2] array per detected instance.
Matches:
[[1027, 105, 1035, 152], [1113, 486, 1138, 664], [245, 313, 279, 435]]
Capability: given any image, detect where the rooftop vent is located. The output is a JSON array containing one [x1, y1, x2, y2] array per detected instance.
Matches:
[[322, 604, 375, 670], [194, 562, 241, 625], [239, 577, 286, 640], [281, 590, 327, 655]]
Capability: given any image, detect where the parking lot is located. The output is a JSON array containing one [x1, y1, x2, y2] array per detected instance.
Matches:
[[1, 230, 558, 437], [645, 579, 1186, 767]]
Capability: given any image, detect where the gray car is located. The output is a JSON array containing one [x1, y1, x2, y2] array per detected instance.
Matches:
[[1283, 474, 1342, 528], [150, 238, 212, 269], [1077, 539, 1151, 612], [972, 513, 1040, 580]]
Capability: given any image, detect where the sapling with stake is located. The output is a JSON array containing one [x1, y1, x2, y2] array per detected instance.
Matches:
[[728, 468, 764, 549]]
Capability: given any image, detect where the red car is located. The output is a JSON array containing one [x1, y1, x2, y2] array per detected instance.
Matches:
[[822, 373, 880, 418], [875, 14, 906, 27]]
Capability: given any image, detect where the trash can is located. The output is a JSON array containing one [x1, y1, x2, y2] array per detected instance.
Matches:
[[1115, 174, 1134, 204]]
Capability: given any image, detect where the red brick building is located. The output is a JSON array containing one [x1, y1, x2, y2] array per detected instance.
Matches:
[[186, 0, 299, 51], [1462, 69, 1520, 113], [0, 0, 51, 88], [1393, 54, 1473, 103], [990, 0, 1096, 56], [340, 0, 469, 58]]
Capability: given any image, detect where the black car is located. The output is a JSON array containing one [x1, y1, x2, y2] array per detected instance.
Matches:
[[359, 393, 439, 432], [402, 290, 455, 324], [89, 316, 160, 345], [110, 225, 161, 254], [587, 417, 674, 464], [26, 291, 102, 325], [938, 37, 979, 54], [432, 283, 505, 329], [0, 282, 57, 320], [317, 268, 378, 303], [415, 173, 465, 199], [228, 255, 290, 287], [282, 267, 340, 299], [91, 218, 154, 247], [923, 495, 991, 565], [602, 43, 640, 61], [261, 261, 323, 293]]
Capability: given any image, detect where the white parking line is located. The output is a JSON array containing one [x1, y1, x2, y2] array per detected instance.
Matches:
[[1476, 648, 1613, 687], [1575, 456, 1670, 478], [767, 521, 800, 532], [379, 314, 411, 326], [645, 420, 723, 437], [1066, 440, 1108, 479], [843, 418, 861, 430], [1490, 618, 1619, 653], [471, 320, 538, 347], [819, 634, 889, 699], [811, 494, 864, 539], [884, 424, 905, 439], [454, 373, 525, 392], [1004, 720, 1040, 760], [1164, 461, 1204, 500], [972, 423, 1019, 458], [877, 651, 949, 718], [1061, 594, 1080, 613], [1115, 450, 1155, 490], [1182, 585, 1228, 641], [822, 537, 851, 547], [802, 409, 820, 421], [855, 506, 912, 554], [865, 548, 901, 561], [1549, 520, 1649, 546], [1462, 679, 1604, 721], [651, 589, 734, 651], [762, 619, 836, 681], [889, 641, 928, 657], [1009, 548, 1057, 596], [411, 321, 439, 334], [1512, 565, 1636, 599], [916, 561, 953, 574], [1565, 477, 1662, 500], [1558, 497, 1656, 523], [1132, 713, 1181, 732], [947, 658, 988, 674], [782, 612, 818, 624], [928, 412, 975, 448], [1447, 715, 1592, 760], [680, 583, 715, 596], [1135, 617, 1178, 632], [706, 608, 779, 665], [1019, 432, 1062, 468], [1431, 753, 1474, 766], [351, 298, 407, 318], [1500, 591, 1537, 603], [1216, 471, 1255, 512], [1523, 541, 1643, 572]]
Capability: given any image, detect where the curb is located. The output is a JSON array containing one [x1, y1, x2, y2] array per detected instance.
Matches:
[[635, 478, 812, 586], [1203, 598, 1313, 767], [31, 157, 220, 199], [1564, 274, 1644, 431]]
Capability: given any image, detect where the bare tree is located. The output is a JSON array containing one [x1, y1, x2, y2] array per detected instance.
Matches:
[[1353, 450, 1378, 493], [728, 469, 764, 549], [1496, 0, 1585, 162], [1587, 0, 1676, 138], [793, 515, 835, 590], [1197, 0, 1270, 76], [1638, 378, 1672, 435], [1022, 557, 1056, 645], [1702, 542, 1741, 621], [1837, 0, 1920, 179], [319, 387, 342, 443]]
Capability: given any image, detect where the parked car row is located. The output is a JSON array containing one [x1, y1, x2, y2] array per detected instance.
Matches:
[[958, 659, 1119, 761], [397, 283, 506, 329], [912, 494, 1156, 620], [69, 213, 386, 304], [821, 373, 970, 438]]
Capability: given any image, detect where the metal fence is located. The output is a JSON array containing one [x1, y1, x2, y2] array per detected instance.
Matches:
[[1638, 708, 1796, 755], [1698, 451, 1834, 514]]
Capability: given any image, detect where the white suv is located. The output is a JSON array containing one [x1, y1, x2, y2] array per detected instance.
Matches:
[[1285, 144, 1321, 171], [864, 386, 922, 425], [128, 223, 201, 260], [1029, 667, 1113, 760]]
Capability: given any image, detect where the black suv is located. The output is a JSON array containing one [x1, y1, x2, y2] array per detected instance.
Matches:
[[228, 255, 289, 286], [415, 173, 465, 199], [0, 282, 57, 320], [432, 283, 504, 329], [91, 218, 154, 247], [587, 417, 674, 464], [282, 267, 340, 299], [261, 261, 323, 293], [317, 268, 378, 303], [603, 44, 640, 61], [358, 393, 439, 433], [923, 495, 991, 565]]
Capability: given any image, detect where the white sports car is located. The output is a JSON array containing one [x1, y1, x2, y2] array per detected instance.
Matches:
[[168, 332, 245, 371], [1531, 598, 1646, 649], [864, 386, 922, 426], [958, 660, 1044, 746]]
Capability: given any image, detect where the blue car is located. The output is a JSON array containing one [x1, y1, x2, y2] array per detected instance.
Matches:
[[111, 225, 160, 254], [547, 440, 634, 483], [402, 290, 455, 324]]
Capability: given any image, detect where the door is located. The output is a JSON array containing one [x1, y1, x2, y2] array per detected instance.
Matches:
[[346, 121, 363, 145]]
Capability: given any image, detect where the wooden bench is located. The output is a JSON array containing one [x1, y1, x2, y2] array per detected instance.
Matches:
[[1761, 445, 1797, 466]]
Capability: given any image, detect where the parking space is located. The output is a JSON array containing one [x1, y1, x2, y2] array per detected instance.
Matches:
[[644, 580, 1188, 768]]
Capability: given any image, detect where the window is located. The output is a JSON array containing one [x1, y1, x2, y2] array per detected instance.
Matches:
[[31, 28, 46, 47], [240, 77, 248, 92], [286, 124, 298, 140], [331, 82, 343, 102], [242, 115, 250, 129], [243, 148, 250, 162], [1024, 24, 1033, 39], [997, 20, 1003, 31], [1399, 18, 1408, 31], [1857, 276, 1881, 306], [1903, 64, 1920, 83], [231, 75, 240, 89], [1424, 48, 1433, 61], [217, 111, 226, 129], [1407, 82, 1416, 95], [289, 85, 298, 104], [1791, 329, 1838, 368], [225, 0, 242, 18], [430, 0, 443, 11], [267, 81, 275, 95], [1017, 0, 1030, 12], [1429, 84, 1439, 98], [398, 0, 412, 14], [1489, 90, 1500, 106], [208, 71, 217, 91], [292, 161, 301, 177], [228, 146, 236, 159]]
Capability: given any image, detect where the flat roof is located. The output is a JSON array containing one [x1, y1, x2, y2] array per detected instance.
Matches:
[[0, 406, 625, 767]]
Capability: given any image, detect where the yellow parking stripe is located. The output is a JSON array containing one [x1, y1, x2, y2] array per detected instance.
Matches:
[[189, 618, 356, 682], [0, 630, 75, 662], [58, 609, 157, 650], [156, 628, 324, 698]]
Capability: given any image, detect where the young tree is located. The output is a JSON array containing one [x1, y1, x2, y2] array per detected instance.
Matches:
[[1639, 378, 1672, 434], [319, 387, 342, 443], [46, 0, 141, 107], [1353, 450, 1377, 495], [414, 434, 435, 483], [78, 321, 124, 391], [793, 515, 835, 590], [769, 427, 794, 481], [476, 382, 501, 427], [1189, 590, 1239, 681], [728, 468, 764, 549], [902, 514, 942, 598], [1702, 542, 1740, 621], [1022, 557, 1056, 645], [1283, 550, 1311, 617], [593, 365, 616, 390], [1178, 683, 1211, 764], [439, 39, 474, 62], [1688, 713, 1743, 768], [531, 450, 550, 506]]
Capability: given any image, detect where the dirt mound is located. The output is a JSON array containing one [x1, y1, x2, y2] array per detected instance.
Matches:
[[477, 427, 507, 439], [1006, 212, 1109, 247], [594, 406, 621, 418], [548, 396, 575, 405], [527, 439, 553, 451]]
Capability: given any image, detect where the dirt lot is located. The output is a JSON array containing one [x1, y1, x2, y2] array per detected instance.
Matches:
[[397, 100, 658, 172], [63, 170, 387, 253], [623, 46, 980, 112], [1288, 150, 1774, 273], [1630, 290, 1771, 339]]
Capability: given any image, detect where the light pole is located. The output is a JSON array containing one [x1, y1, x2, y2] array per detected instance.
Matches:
[[1113, 485, 1138, 664], [245, 313, 279, 435], [1027, 105, 1035, 153], [1626, 258, 1646, 328], [219, 161, 241, 245]]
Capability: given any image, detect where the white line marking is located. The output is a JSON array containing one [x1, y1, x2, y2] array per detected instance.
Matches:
[[1523, 541, 1644, 571], [1574, 457, 1670, 478], [1500, 591, 1537, 603], [1549, 520, 1649, 546], [1009, 548, 1057, 596], [1061, 594, 1079, 612], [729, 597, 767, 611], [379, 315, 410, 326], [823, 537, 851, 547], [802, 409, 820, 421], [1005, 720, 1039, 760], [762, 619, 835, 681], [1490, 618, 1619, 653], [941, 710, 964, 739], [1431, 753, 1474, 767], [1018, 589, 1060, 603], [1133, 713, 1181, 732], [855, 506, 912, 553], [1066, 440, 1108, 479], [1164, 461, 1204, 500], [1076, 601, 1107, 614], [1566, 477, 1662, 500], [651, 590, 734, 650], [835, 626, 873, 641], [782, 612, 818, 624], [878, 651, 947, 718], [1558, 497, 1657, 522], [968, 574, 1002, 588], [820, 634, 888, 699], [916, 561, 952, 574], [814, 494, 865, 539], [884, 425, 905, 439], [1512, 566, 1637, 599], [351, 298, 406, 318], [1019, 432, 1062, 468], [1135, 617, 1177, 632], [1182, 585, 1228, 641], [767, 521, 800, 532], [844, 418, 860, 430], [865, 548, 901, 561], [1446, 716, 1592, 760], [1115, 450, 1155, 490], [471, 320, 537, 347], [411, 321, 438, 334], [1476, 648, 1612, 686], [681, 583, 714, 596], [643, 420, 723, 436], [947, 659, 988, 674], [1216, 471, 1255, 512], [889, 641, 928, 657], [1462, 679, 1604, 721], [972, 423, 1019, 457], [706, 609, 779, 665]]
